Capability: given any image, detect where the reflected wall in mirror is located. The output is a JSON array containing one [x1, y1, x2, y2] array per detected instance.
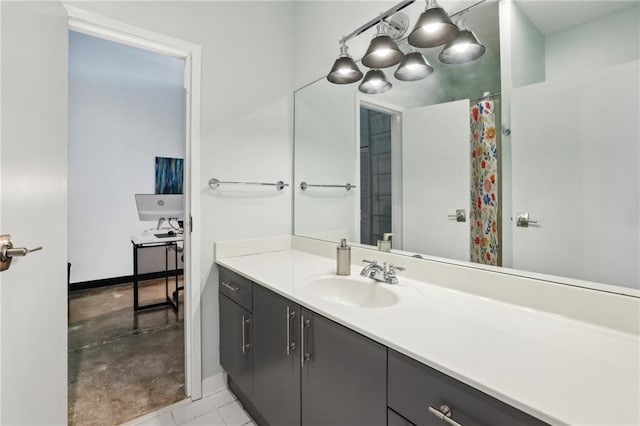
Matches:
[[294, 0, 640, 294]]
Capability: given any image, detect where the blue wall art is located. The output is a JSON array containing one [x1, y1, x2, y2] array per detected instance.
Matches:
[[155, 157, 184, 194]]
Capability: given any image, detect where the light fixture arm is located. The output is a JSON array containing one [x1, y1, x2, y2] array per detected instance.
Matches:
[[338, 0, 415, 45], [450, 0, 486, 19]]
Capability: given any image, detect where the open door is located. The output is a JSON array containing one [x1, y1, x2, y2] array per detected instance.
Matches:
[[402, 99, 470, 260], [1, 1, 68, 423], [511, 60, 639, 288]]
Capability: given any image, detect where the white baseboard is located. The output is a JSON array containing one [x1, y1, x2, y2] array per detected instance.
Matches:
[[202, 372, 228, 397]]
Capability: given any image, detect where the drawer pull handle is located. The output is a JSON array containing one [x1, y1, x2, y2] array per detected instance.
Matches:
[[428, 405, 463, 426], [222, 281, 240, 292], [286, 307, 296, 356], [241, 316, 251, 354]]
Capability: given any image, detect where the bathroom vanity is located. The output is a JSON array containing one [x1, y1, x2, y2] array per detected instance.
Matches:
[[215, 240, 639, 426]]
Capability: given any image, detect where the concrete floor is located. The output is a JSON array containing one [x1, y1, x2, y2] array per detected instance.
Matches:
[[68, 278, 185, 426]]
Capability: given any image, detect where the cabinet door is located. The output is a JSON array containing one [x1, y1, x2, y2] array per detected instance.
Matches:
[[301, 308, 387, 425], [219, 293, 253, 398], [389, 409, 416, 426], [388, 349, 547, 426], [253, 285, 301, 426]]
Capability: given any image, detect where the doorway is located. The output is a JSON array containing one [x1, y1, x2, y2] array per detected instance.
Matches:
[[357, 101, 403, 250], [65, 6, 203, 424], [67, 30, 187, 424]]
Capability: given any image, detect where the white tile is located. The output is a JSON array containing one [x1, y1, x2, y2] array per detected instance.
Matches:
[[181, 409, 226, 426], [206, 389, 236, 408], [202, 373, 227, 397], [136, 413, 176, 426], [123, 399, 191, 426], [171, 397, 217, 425], [217, 401, 251, 426]]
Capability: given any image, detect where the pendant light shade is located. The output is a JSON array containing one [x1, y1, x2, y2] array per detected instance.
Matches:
[[327, 44, 363, 84], [362, 22, 404, 69], [438, 18, 485, 64], [394, 51, 434, 81], [408, 0, 459, 48], [358, 70, 392, 94]]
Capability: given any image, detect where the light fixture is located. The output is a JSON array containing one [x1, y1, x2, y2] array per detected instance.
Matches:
[[327, 43, 363, 84], [408, 0, 459, 48], [394, 51, 433, 81], [358, 70, 392, 94], [362, 21, 405, 69], [438, 16, 486, 64]]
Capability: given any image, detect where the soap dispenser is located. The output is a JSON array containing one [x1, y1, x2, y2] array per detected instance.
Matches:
[[377, 233, 393, 252], [336, 238, 351, 275]]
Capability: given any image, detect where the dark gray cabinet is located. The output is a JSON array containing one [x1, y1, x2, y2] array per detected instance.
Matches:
[[388, 409, 415, 426], [219, 293, 252, 400], [253, 285, 301, 426], [388, 349, 548, 426], [300, 307, 387, 426]]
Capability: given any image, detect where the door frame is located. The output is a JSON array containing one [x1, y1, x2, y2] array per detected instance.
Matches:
[[65, 5, 203, 400], [355, 94, 405, 250]]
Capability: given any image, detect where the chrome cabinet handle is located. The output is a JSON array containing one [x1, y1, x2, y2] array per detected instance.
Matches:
[[286, 307, 296, 355], [241, 316, 251, 354], [447, 209, 466, 222], [300, 316, 310, 367], [516, 212, 538, 227], [428, 405, 463, 426], [222, 281, 240, 292]]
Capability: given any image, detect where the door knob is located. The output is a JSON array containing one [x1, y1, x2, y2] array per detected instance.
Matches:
[[447, 209, 466, 222], [0, 234, 43, 272], [516, 213, 538, 227]]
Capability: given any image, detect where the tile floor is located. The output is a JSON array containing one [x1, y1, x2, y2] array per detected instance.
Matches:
[[123, 389, 256, 426], [68, 278, 185, 425]]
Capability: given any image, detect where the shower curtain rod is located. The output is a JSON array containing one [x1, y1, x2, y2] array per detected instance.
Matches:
[[471, 91, 501, 103]]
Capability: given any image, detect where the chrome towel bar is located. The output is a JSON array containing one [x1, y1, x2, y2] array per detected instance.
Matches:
[[300, 181, 356, 191], [208, 178, 289, 191]]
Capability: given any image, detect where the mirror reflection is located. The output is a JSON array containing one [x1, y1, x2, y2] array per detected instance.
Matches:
[[294, 0, 639, 293]]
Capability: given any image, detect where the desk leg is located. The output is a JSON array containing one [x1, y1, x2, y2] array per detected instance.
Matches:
[[133, 244, 139, 310], [165, 246, 170, 303], [175, 242, 179, 315]]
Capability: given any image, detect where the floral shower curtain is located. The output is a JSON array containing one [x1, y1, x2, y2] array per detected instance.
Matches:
[[470, 100, 499, 265]]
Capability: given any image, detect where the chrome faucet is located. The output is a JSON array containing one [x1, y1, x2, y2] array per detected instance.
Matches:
[[360, 259, 405, 284]]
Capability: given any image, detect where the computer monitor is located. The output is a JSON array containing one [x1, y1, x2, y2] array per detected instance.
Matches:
[[135, 194, 184, 229]]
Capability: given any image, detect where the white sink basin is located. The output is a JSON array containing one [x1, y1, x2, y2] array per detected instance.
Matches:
[[304, 275, 399, 308]]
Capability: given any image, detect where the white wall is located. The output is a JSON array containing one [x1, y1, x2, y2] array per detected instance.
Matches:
[[68, 31, 185, 283], [294, 79, 357, 241], [67, 1, 294, 379], [545, 5, 640, 80], [509, 1, 545, 89]]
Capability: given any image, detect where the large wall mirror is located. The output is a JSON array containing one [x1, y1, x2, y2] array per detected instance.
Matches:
[[294, 0, 639, 295]]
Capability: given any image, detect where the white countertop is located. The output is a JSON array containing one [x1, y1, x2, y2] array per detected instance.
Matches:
[[217, 249, 640, 426]]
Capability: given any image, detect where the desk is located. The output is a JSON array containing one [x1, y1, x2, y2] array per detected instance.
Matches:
[[131, 232, 183, 313]]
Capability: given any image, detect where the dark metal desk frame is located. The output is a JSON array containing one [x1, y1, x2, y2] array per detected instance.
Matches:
[[131, 236, 183, 313]]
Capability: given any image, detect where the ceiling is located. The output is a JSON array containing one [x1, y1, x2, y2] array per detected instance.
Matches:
[[516, 0, 638, 35]]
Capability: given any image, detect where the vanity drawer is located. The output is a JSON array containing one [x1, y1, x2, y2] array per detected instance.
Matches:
[[388, 349, 547, 426], [219, 266, 253, 312]]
